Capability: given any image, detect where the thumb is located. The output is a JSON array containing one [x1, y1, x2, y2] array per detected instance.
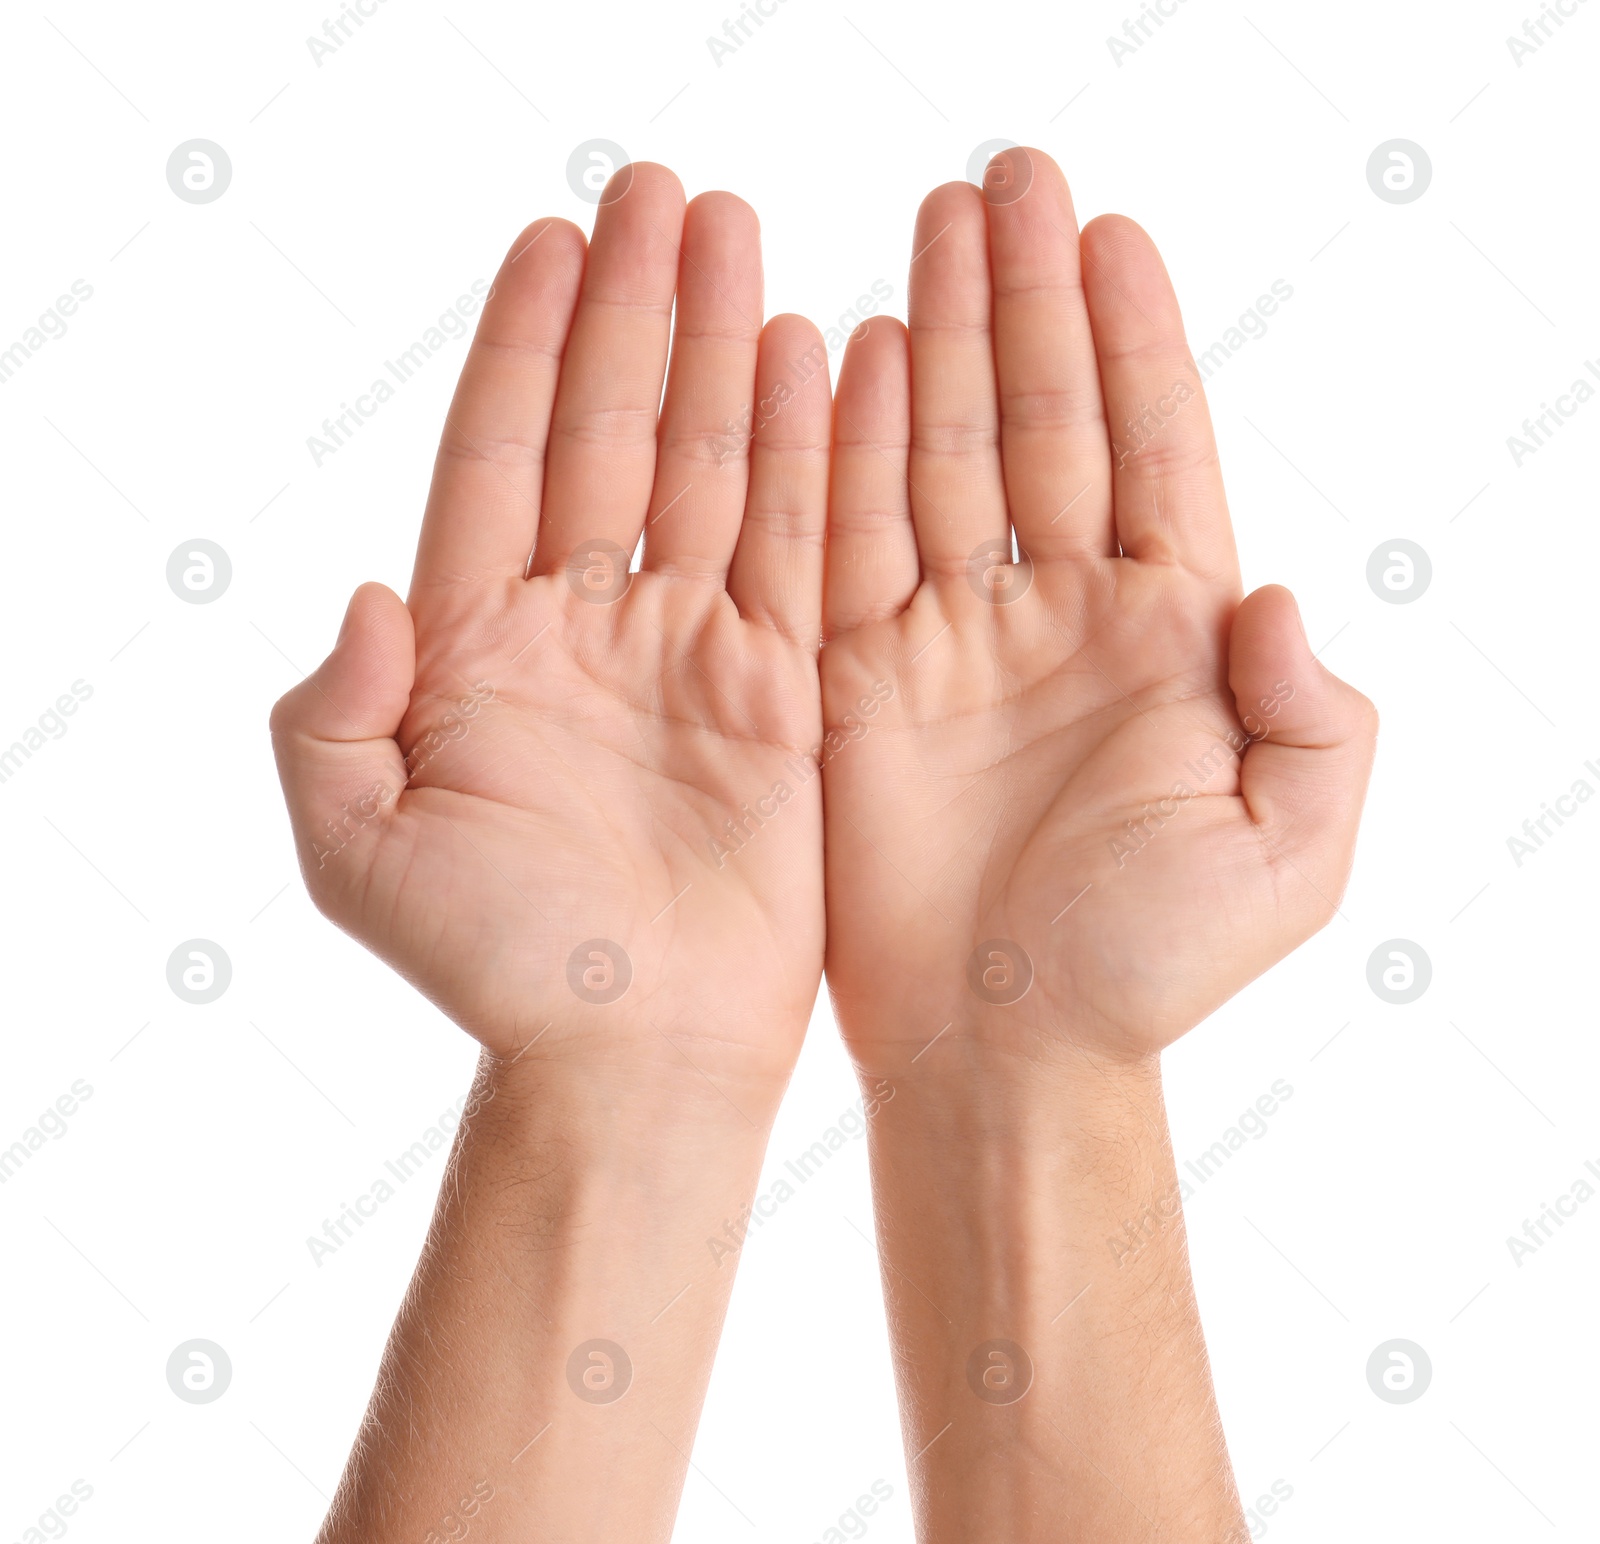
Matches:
[[269, 582, 415, 900], [1229, 584, 1377, 879]]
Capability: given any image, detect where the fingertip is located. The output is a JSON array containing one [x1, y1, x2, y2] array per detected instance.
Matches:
[[979, 145, 1053, 209], [321, 582, 416, 731], [1241, 582, 1302, 627], [835, 317, 908, 441], [682, 190, 761, 287], [343, 580, 411, 646], [843, 312, 908, 355], [766, 308, 823, 339], [1081, 213, 1179, 322], [481, 217, 585, 344], [604, 159, 685, 213], [348, 578, 403, 612], [1232, 585, 1376, 745], [1081, 211, 1155, 254], [687, 187, 760, 237], [826, 321, 916, 639], [761, 312, 830, 386], [1080, 214, 1160, 290], [730, 317, 833, 647], [1231, 584, 1308, 673], [585, 161, 686, 293], [916, 180, 985, 240], [628, 160, 685, 194], [1005, 144, 1059, 173], [501, 216, 586, 270], [754, 314, 832, 448]]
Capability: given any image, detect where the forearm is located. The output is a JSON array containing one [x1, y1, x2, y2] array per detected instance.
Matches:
[[859, 1041, 1243, 1543], [316, 1047, 780, 1544]]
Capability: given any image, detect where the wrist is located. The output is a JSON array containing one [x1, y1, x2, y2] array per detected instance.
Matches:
[[318, 1039, 786, 1544], [855, 1045, 1241, 1543], [471, 1016, 796, 1150], [844, 1005, 1163, 1118], [856, 1050, 1185, 1366], [832, 949, 1198, 1072]]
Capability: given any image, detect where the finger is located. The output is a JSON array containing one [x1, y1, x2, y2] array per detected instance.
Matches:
[[1080, 214, 1238, 581], [1231, 585, 1377, 908], [643, 191, 764, 580], [906, 182, 1008, 575], [825, 317, 917, 638], [412, 219, 586, 592], [726, 313, 831, 647], [269, 583, 415, 911], [982, 148, 1114, 560], [532, 163, 686, 576]]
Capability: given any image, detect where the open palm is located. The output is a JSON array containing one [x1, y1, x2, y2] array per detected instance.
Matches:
[[272, 168, 830, 1090], [821, 149, 1376, 1067]]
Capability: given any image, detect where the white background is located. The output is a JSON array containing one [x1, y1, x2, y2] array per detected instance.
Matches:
[[2, 0, 1597, 1538]]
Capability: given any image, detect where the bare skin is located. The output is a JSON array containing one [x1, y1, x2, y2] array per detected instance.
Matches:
[[270, 148, 1376, 1544], [820, 148, 1376, 1540], [272, 166, 831, 1542]]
